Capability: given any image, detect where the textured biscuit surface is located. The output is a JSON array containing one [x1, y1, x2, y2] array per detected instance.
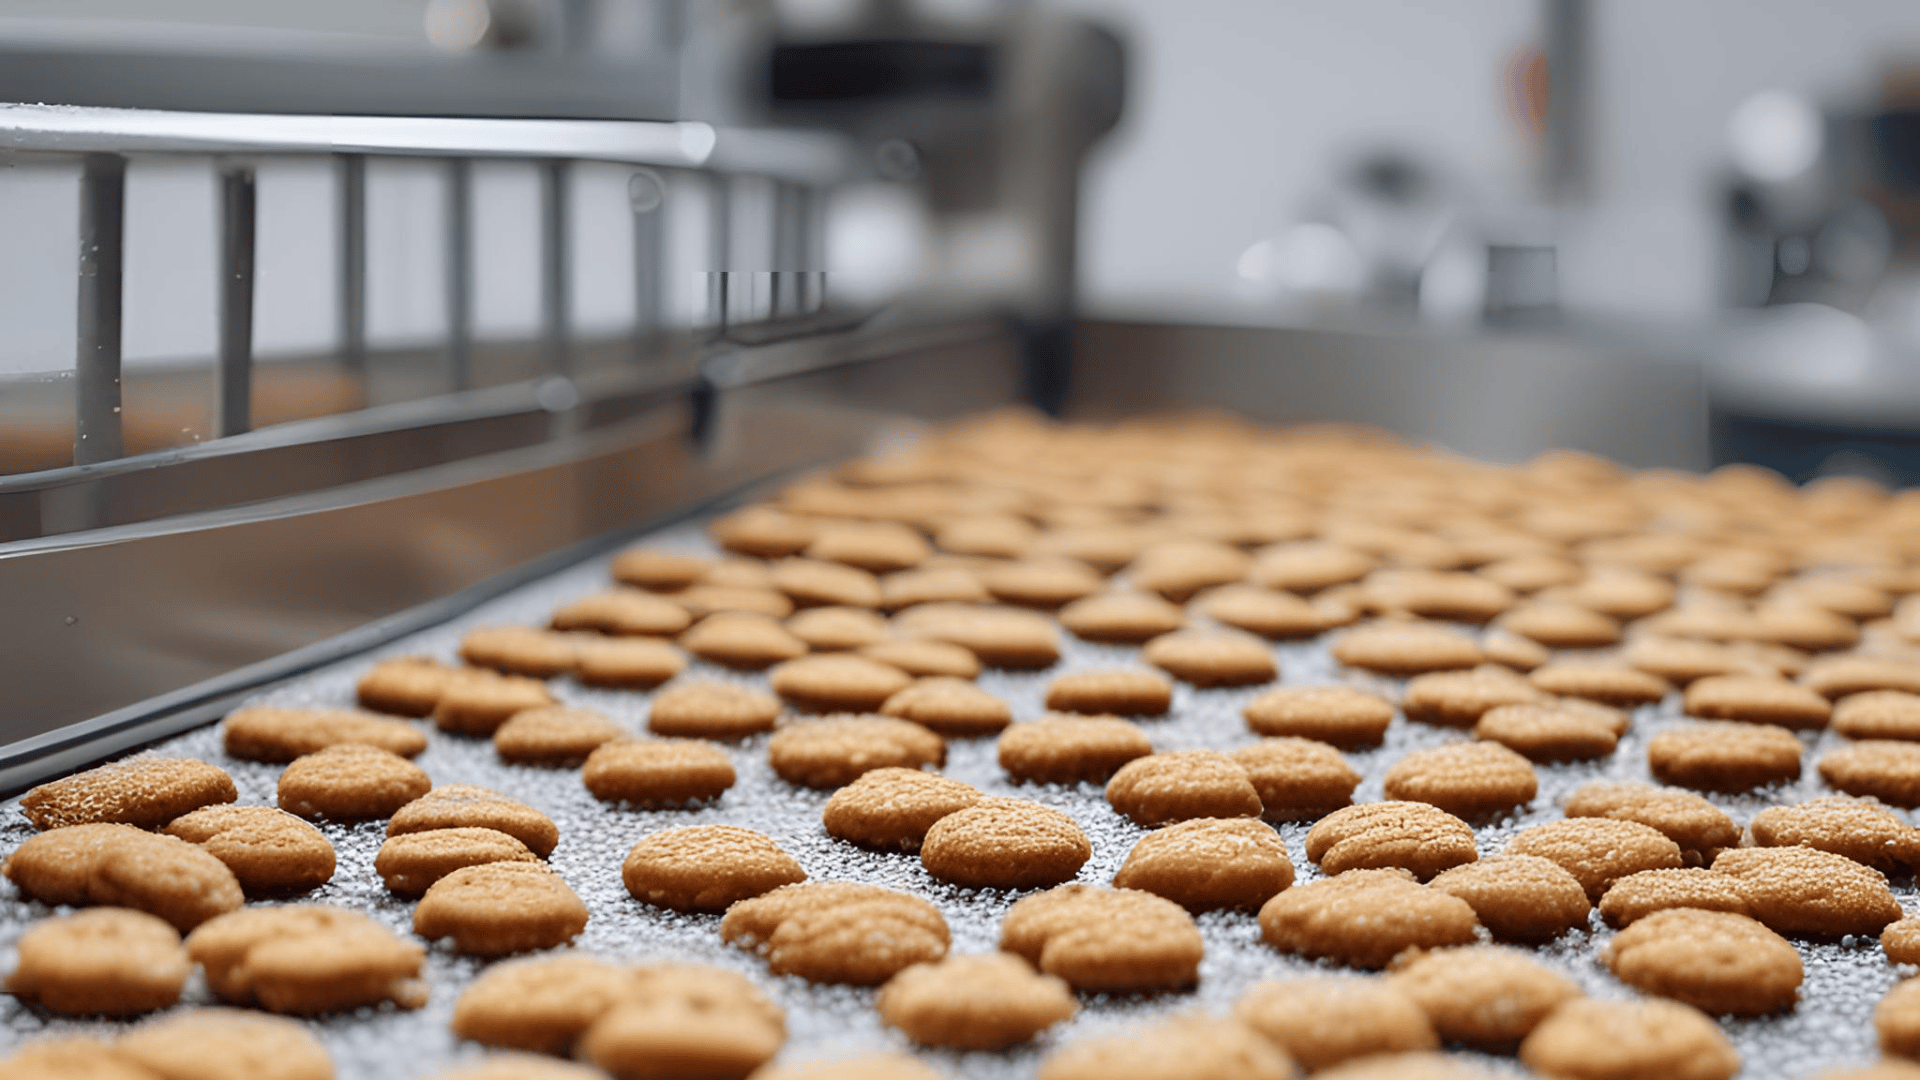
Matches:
[[1401, 667, 1542, 728], [1749, 795, 1920, 873], [431, 668, 556, 736], [6, 908, 190, 1016], [549, 589, 691, 637], [1305, 801, 1479, 880], [1598, 867, 1753, 927], [1879, 977, 1920, 1059], [577, 962, 787, 1080], [723, 882, 949, 986], [647, 681, 782, 740], [1044, 669, 1174, 716], [1711, 845, 1902, 936], [679, 612, 809, 670], [1685, 674, 1832, 728], [1201, 584, 1326, 639], [162, 805, 336, 894], [1390, 946, 1581, 1048], [459, 625, 580, 678], [1058, 591, 1187, 643], [1527, 662, 1670, 707], [1259, 868, 1480, 969], [879, 677, 1013, 736], [1112, 816, 1294, 912], [582, 739, 737, 806], [859, 638, 982, 679], [1000, 884, 1204, 993], [1884, 915, 1920, 964], [3, 823, 243, 931], [1821, 740, 1920, 807], [223, 706, 427, 763], [1105, 750, 1262, 826], [621, 825, 805, 912], [21, 755, 236, 830], [186, 904, 426, 1014], [767, 716, 945, 789], [450, 953, 640, 1055], [822, 767, 983, 850], [387, 784, 559, 858], [998, 715, 1153, 784], [572, 636, 687, 689], [1604, 908, 1802, 1015], [355, 655, 457, 717], [1036, 1014, 1292, 1080], [1834, 690, 1920, 741], [1233, 977, 1438, 1071], [1519, 997, 1740, 1080], [374, 827, 538, 896], [1139, 630, 1277, 687], [1426, 855, 1591, 943], [115, 1008, 335, 1080], [492, 706, 626, 765], [876, 954, 1077, 1050], [893, 603, 1062, 669], [1332, 621, 1484, 676], [1382, 741, 1538, 818], [1242, 685, 1394, 748], [920, 798, 1091, 890], [1505, 818, 1683, 902], [1647, 721, 1804, 792], [770, 654, 915, 712], [786, 605, 892, 651], [277, 744, 432, 820], [1562, 780, 1739, 859], [413, 862, 588, 956], [1231, 737, 1360, 820], [1474, 701, 1622, 762]]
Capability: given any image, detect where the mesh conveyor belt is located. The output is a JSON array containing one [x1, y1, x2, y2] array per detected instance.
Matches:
[[0, 516, 1904, 1079]]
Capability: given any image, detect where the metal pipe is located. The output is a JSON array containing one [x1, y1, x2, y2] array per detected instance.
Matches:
[[1545, 0, 1589, 199], [337, 155, 367, 382], [216, 164, 256, 437], [707, 172, 731, 334], [629, 168, 665, 359], [540, 157, 571, 374], [445, 158, 473, 391], [74, 153, 125, 465], [771, 180, 804, 318]]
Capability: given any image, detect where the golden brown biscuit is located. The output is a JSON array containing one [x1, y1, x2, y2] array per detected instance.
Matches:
[[680, 611, 809, 670], [1563, 780, 1740, 861], [21, 755, 235, 831], [550, 589, 692, 636], [1604, 908, 1801, 1015], [1684, 673, 1832, 728], [357, 655, 458, 717], [450, 953, 640, 1054], [1234, 978, 1439, 1071], [1057, 591, 1187, 643], [0, 1036, 163, 1079], [1140, 629, 1277, 687], [722, 882, 949, 986], [876, 953, 1075, 1049], [1363, 569, 1516, 624], [1474, 700, 1622, 762], [1231, 737, 1360, 819], [1037, 1015, 1293, 1080], [1242, 685, 1394, 748], [6, 908, 189, 1016], [1260, 868, 1480, 969], [222, 706, 426, 763], [1528, 662, 1670, 707], [1506, 818, 1683, 902], [1887, 916, 1920, 964], [1881, 978, 1920, 1058], [878, 677, 1012, 736], [414, 862, 588, 956], [822, 767, 983, 850], [573, 636, 687, 689], [1823, 741, 1920, 807], [115, 1008, 334, 1080], [1106, 750, 1262, 826], [710, 505, 816, 558], [1000, 884, 1204, 992], [676, 583, 795, 620], [747, 1054, 940, 1080], [1427, 854, 1591, 943], [577, 963, 787, 1080], [582, 739, 737, 806], [388, 785, 559, 858], [162, 805, 335, 894], [1497, 601, 1623, 649], [1519, 998, 1739, 1080], [1045, 669, 1174, 716], [432, 668, 557, 736], [1113, 817, 1294, 912], [1597, 866, 1753, 927], [647, 681, 781, 741], [1129, 539, 1253, 602], [1804, 655, 1920, 700], [805, 520, 930, 573], [998, 714, 1153, 784], [1813, 1063, 1920, 1080], [1711, 845, 1902, 936], [459, 625, 580, 678], [771, 557, 883, 608], [1382, 741, 1537, 818], [375, 827, 538, 896], [769, 654, 914, 712], [1306, 801, 1479, 880], [981, 558, 1104, 609], [1480, 627, 1552, 672], [785, 606, 891, 651], [1749, 795, 1920, 873], [858, 637, 982, 679], [921, 798, 1091, 889], [1648, 720, 1804, 792], [4, 824, 242, 932], [621, 825, 805, 912], [1390, 946, 1580, 1048], [1621, 635, 1749, 686], [936, 513, 1037, 559], [277, 744, 431, 820], [766, 715, 944, 789], [493, 706, 626, 766], [1332, 621, 1484, 676], [1401, 666, 1541, 727], [1835, 690, 1920, 741], [1566, 567, 1678, 619], [1751, 603, 1862, 652], [1034, 524, 1152, 575], [878, 566, 990, 611], [1201, 584, 1326, 639], [186, 904, 427, 1013], [892, 602, 1061, 668], [610, 546, 710, 591], [1254, 541, 1376, 593], [1481, 554, 1582, 593]]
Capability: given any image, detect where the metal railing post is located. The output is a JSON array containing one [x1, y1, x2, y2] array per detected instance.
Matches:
[[215, 164, 256, 437], [75, 154, 126, 465]]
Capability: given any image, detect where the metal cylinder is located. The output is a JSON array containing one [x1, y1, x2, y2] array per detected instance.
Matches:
[[75, 154, 126, 465]]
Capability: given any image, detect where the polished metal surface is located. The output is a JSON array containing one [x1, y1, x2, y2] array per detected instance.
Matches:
[[444, 159, 475, 393], [73, 153, 124, 467], [215, 165, 256, 438], [540, 158, 573, 376], [337, 155, 369, 382]]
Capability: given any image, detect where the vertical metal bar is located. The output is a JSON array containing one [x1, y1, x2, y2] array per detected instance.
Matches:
[[337, 155, 367, 385], [1545, 0, 1589, 199], [707, 173, 731, 335], [445, 158, 473, 391], [539, 158, 572, 375], [75, 154, 125, 465], [770, 181, 802, 318], [629, 168, 665, 360], [216, 165, 256, 438], [796, 185, 823, 314]]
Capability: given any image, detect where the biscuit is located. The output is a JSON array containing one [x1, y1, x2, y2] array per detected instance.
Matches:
[[1566, 568, 1679, 619], [1648, 721, 1804, 792], [1604, 908, 1800, 1015], [876, 953, 1075, 1049], [357, 655, 458, 716], [999, 714, 1153, 784], [1881, 978, 1920, 1059], [1106, 750, 1262, 826], [879, 677, 1012, 736], [1886, 916, 1920, 964], [981, 558, 1105, 608], [858, 637, 982, 679], [680, 612, 809, 670], [433, 668, 558, 736], [1242, 685, 1394, 748], [573, 636, 687, 689], [676, 583, 795, 620], [1307, 801, 1479, 880], [277, 744, 431, 820], [785, 606, 891, 651], [822, 767, 983, 850], [1140, 629, 1277, 687], [376, 827, 538, 896], [1776, 575, 1894, 620], [878, 566, 990, 611], [1480, 627, 1551, 671], [1260, 868, 1480, 969], [1749, 796, 1920, 873], [550, 589, 692, 636], [414, 862, 589, 956], [1037, 1015, 1292, 1080], [622, 825, 805, 912], [460, 625, 580, 678], [1822, 741, 1920, 807], [1474, 700, 1623, 762], [1058, 591, 1187, 643], [186, 904, 427, 1013], [805, 521, 930, 573], [1804, 655, 1920, 699], [1563, 781, 1740, 861], [20, 755, 235, 830], [1518, 998, 1739, 1080], [1751, 603, 1861, 651], [1835, 690, 1920, 741], [1711, 846, 1902, 936], [647, 681, 782, 741], [1506, 818, 1682, 902], [162, 805, 336, 893], [610, 547, 710, 591], [116, 1008, 335, 1080], [747, 1055, 940, 1080], [493, 706, 627, 765], [6, 908, 189, 1016], [1621, 635, 1748, 686], [1362, 569, 1516, 624], [577, 963, 787, 1080], [583, 739, 737, 806], [1597, 867, 1753, 927], [1200, 584, 1326, 639], [1232, 737, 1360, 819], [1427, 855, 1587, 944], [1034, 525, 1153, 575], [1480, 554, 1582, 593], [1234, 977, 1439, 1071], [1129, 539, 1253, 601], [0, 1037, 160, 1079], [451, 953, 640, 1054], [1814, 1064, 1920, 1080], [1113, 816, 1294, 912], [1390, 946, 1581, 1048], [223, 706, 427, 763], [1253, 541, 1375, 592], [1000, 884, 1204, 992], [1045, 669, 1174, 716], [936, 513, 1037, 559], [770, 654, 914, 712], [1401, 666, 1542, 727], [771, 557, 883, 608], [920, 797, 1091, 889], [1498, 601, 1624, 649], [4, 823, 242, 931], [723, 882, 949, 986], [766, 715, 945, 789], [1527, 662, 1670, 707], [1684, 673, 1832, 728], [710, 506, 816, 558], [1383, 741, 1537, 819], [1332, 621, 1484, 676], [389, 784, 559, 858], [893, 603, 1061, 668]]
